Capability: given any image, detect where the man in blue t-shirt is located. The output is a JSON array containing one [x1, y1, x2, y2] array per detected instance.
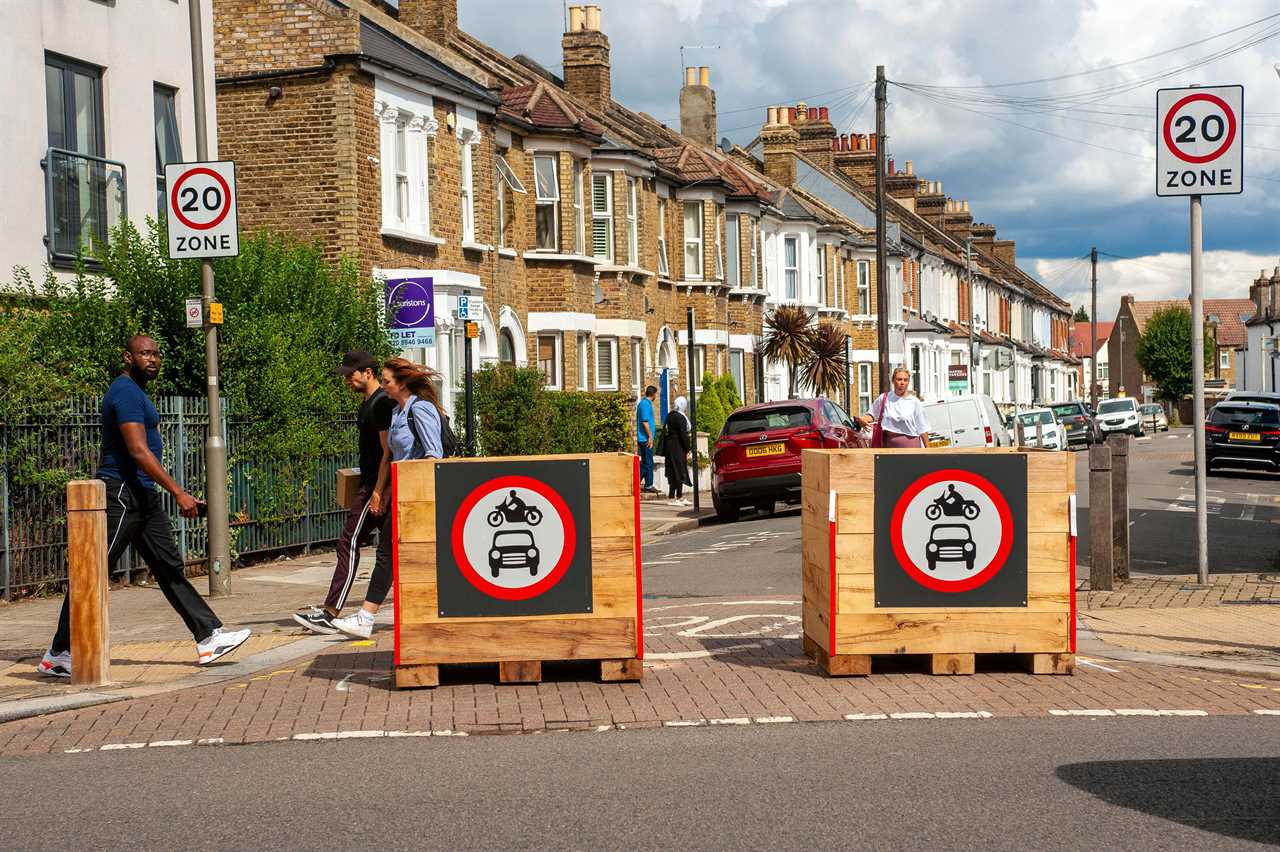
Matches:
[[39, 336, 251, 678], [635, 385, 659, 494]]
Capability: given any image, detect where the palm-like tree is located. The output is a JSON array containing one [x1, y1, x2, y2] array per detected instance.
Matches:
[[761, 305, 812, 398], [800, 322, 849, 402]]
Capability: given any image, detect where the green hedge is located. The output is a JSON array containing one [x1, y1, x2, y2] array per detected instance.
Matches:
[[474, 364, 631, 456]]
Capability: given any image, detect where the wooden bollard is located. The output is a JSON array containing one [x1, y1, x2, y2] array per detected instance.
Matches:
[[67, 480, 109, 686], [1107, 434, 1130, 581], [1088, 444, 1114, 591]]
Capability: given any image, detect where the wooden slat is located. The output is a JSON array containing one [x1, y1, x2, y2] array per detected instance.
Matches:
[[397, 501, 436, 543], [812, 644, 872, 677], [802, 600, 830, 653], [590, 496, 634, 538], [498, 660, 542, 683], [834, 495, 875, 535], [398, 573, 637, 623], [801, 558, 830, 617], [67, 479, 106, 511], [827, 451, 875, 494], [599, 658, 643, 682], [931, 653, 976, 675], [398, 616, 636, 663], [394, 459, 437, 503], [832, 534, 875, 573], [1026, 453, 1075, 494], [67, 481, 109, 687], [834, 611, 1069, 655], [395, 663, 440, 689], [1028, 493, 1070, 533], [1030, 653, 1075, 675]]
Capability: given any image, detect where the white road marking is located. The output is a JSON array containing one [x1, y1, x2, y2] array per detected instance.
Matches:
[[754, 716, 795, 724], [1253, 709, 1280, 715], [845, 713, 889, 721], [709, 717, 751, 725], [99, 742, 148, 750], [1241, 492, 1259, 522], [643, 560, 683, 566], [1076, 657, 1122, 673], [664, 719, 707, 727], [147, 740, 193, 748], [1050, 709, 1115, 716]]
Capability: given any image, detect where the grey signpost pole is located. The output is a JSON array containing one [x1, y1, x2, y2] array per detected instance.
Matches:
[[187, 0, 231, 596], [1190, 194, 1209, 586], [686, 307, 700, 513]]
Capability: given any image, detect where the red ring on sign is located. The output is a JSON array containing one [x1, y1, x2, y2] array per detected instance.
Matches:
[[889, 468, 1013, 594], [169, 167, 232, 230], [450, 475, 577, 601], [1162, 93, 1237, 165]]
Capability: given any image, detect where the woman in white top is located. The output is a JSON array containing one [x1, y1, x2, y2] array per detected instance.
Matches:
[[858, 366, 931, 448]]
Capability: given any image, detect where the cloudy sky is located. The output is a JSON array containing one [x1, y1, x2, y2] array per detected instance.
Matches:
[[459, 0, 1280, 322]]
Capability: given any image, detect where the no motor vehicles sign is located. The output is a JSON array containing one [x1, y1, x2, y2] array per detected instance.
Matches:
[[1156, 85, 1243, 197], [166, 161, 240, 259]]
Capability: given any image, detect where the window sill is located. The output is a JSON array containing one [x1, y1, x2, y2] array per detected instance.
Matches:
[[727, 288, 767, 298], [848, 314, 877, 322], [381, 227, 446, 247], [497, 247, 517, 258], [596, 264, 654, 278], [462, 241, 494, 253], [522, 251, 604, 265]]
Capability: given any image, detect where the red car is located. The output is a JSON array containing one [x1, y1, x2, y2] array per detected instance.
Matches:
[[711, 398, 867, 522]]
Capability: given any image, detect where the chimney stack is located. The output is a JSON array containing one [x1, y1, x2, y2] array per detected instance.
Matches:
[[941, 198, 973, 245], [833, 128, 877, 188], [761, 105, 800, 187], [1270, 266, 1280, 318], [915, 179, 946, 227], [794, 101, 836, 170], [680, 65, 717, 146], [398, 0, 458, 45], [562, 4, 611, 113]]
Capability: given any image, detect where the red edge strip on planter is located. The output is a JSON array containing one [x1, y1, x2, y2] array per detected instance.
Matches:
[[392, 462, 401, 667], [1069, 494, 1077, 654], [633, 454, 645, 660], [828, 516, 837, 653]]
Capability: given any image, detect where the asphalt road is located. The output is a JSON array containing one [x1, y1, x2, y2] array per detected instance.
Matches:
[[1, 717, 1275, 850], [1075, 427, 1280, 575], [643, 508, 800, 599]]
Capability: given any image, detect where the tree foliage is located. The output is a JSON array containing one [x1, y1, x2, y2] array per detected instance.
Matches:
[[799, 322, 849, 400], [1135, 306, 1212, 403], [1073, 305, 1090, 322], [761, 305, 812, 398], [472, 364, 630, 455], [695, 372, 727, 438]]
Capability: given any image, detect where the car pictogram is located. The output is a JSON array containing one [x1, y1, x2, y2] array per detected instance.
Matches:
[[926, 524, 976, 572], [489, 530, 540, 578]]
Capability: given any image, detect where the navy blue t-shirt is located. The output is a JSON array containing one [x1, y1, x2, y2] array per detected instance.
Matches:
[[97, 374, 163, 490]]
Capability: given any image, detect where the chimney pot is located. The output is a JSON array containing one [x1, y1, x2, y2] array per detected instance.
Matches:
[[787, 107, 796, 124], [584, 4, 601, 30], [820, 106, 829, 120], [767, 106, 779, 125], [568, 4, 584, 31], [888, 157, 895, 175], [831, 137, 838, 150], [962, 200, 970, 213], [905, 160, 913, 176], [699, 66, 710, 87], [869, 133, 877, 151], [796, 101, 808, 121]]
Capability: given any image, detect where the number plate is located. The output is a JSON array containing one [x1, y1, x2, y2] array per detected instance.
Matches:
[[746, 442, 786, 458], [1229, 432, 1260, 442]]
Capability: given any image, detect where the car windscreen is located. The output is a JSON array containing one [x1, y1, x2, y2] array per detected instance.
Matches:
[[1019, 411, 1053, 426], [1051, 404, 1081, 419], [494, 531, 534, 545], [1228, 395, 1280, 406], [723, 406, 811, 435], [1139, 405, 1161, 414], [1098, 400, 1134, 414], [1209, 406, 1280, 427]]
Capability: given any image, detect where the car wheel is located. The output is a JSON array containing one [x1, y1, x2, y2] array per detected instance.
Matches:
[[490, 565, 500, 578], [927, 558, 936, 572], [755, 500, 775, 516], [715, 498, 740, 523], [530, 564, 538, 576]]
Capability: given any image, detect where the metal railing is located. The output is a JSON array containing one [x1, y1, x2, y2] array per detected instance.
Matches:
[[0, 397, 355, 599], [42, 147, 128, 266]]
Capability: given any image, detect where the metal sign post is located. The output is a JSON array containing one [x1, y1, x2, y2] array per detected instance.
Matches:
[[1156, 83, 1244, 588], [687, 307, 700, 513]]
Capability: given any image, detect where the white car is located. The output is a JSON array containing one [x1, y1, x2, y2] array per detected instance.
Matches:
[[1096, 397, 1144, 437], [1016, 408, 1064, 450], [1138, 403, 1169, 432], [923, 393, 1013, 448]]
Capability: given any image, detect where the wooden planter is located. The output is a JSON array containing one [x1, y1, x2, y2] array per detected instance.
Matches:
[[801, 448, 1076, 677], [391, 452, 643, 688]]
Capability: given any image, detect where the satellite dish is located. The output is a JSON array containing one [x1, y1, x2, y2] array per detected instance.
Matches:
[[719, 137, 733, 153]]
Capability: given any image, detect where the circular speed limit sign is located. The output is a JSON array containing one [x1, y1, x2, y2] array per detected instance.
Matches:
[[165, 160, 240, 259], [1156, 85, 1243, 197]]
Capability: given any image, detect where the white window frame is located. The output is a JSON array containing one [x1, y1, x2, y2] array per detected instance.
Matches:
[[749, 218, 759, 288], [578, 334, 590, 390], [784, 236, 799, 301], [534, 154, 560, 252], [376, 94, 437, 239], [631, 339, 643, 396], [656, 201, 669, 276], [626, 177, 638, 266], [596, 337, 619, 391], [691, 345, 707, 381], [833, 251, 845, 310], [1219, 349, 1230, 368], [725, 214, 741, 288], [816, 245, 827, 307], [683, 201, 703, 280], [857, 260, 871, 315], [592, 172, 614, 262], [459, 135, 477, 243], [538, 334, 562, 390], [574, 159, 585, 255], [495, 154, 526, 250], [858, 362, 873, 413], [714, 206, 724, 280], [729, 348, 745, 398]]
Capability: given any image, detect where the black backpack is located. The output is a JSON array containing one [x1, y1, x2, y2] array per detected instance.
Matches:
[[406, 400, 463, 458]]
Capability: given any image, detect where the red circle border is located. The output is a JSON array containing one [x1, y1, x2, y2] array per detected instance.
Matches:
[[889, 468, 1014, 594], [169, 167, 232, 231], [1162, 93, 1237, 165], [450, 474, 577, 601]]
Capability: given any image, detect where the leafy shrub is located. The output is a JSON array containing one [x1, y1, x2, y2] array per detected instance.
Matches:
[[695, 372, 727, 439], [473, 365, 631, 455]]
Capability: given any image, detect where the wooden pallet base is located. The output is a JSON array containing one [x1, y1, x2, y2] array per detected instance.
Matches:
[[803, 637, 1073, 678], [395, 657, 643, 690]]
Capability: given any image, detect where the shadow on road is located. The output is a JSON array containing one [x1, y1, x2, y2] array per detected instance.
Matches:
[[1076, 505, 1275, 575], [1056, 758, 1280, 844]]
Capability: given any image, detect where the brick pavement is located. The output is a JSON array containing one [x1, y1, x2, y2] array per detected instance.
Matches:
[[0, 597, 1277, 758], [1082, 572, 1280, 609]]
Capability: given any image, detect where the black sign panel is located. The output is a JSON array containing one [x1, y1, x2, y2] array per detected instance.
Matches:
[[435, 459, 592, 618], [873, 453, 1027, 608]]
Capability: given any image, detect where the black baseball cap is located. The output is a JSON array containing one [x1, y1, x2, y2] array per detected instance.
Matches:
[[336, 350, 378, 377]]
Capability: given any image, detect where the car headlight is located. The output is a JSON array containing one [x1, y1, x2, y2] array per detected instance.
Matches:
[[490, 550, 500, 560], [963, 542, 974, 552], [527, 548, 537, 558], [927, 543, 938, 552]]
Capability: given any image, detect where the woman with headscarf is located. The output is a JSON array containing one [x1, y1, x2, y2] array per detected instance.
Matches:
[[662, 396, 692, 505]]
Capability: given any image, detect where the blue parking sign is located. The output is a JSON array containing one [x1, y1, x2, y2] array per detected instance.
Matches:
[[385, 275, 435, 348]]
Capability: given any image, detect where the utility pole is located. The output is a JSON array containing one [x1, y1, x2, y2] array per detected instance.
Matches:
[[187, 0, 230, 596], [874, 65, 889, 394], [1090, 246, 1099, 409], [1189, 195, 1209, 586], [966, 238, 975, 394], [686, 307, 700, 514]]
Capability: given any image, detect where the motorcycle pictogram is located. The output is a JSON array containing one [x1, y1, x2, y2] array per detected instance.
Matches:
[[487, 489, 544, 527], [924, 484, 980, 521]]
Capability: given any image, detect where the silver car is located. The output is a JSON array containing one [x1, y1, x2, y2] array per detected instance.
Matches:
[[1138, 403, 1169, 432]]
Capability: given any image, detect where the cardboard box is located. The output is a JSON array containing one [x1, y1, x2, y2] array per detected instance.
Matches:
[[337, 468, 361, 509]]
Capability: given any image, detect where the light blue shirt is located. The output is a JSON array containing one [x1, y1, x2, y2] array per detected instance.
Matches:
[[389, 397, 443, 461]]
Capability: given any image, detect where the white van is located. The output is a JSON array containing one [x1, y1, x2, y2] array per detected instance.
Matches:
[[923, 394, 1013, 448]]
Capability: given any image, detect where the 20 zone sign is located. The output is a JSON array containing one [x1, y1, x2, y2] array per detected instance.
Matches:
[[1157, 86, 1243, 197], [165, 161, 240, 259]]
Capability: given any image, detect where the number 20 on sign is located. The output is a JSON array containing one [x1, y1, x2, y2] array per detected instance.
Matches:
[[165, 161, 240, 259], [1156, 85, 1243, 197]]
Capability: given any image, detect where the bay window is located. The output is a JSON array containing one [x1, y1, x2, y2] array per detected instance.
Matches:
[[592, 172, 613, 261], [626, 177, 638, 265], [784, 236, 798, 300], [683, 201, 703, 279], [534, 154, 559, 251]]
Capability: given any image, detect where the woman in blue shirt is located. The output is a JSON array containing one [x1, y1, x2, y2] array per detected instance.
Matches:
[[332, 357, 444, 639]]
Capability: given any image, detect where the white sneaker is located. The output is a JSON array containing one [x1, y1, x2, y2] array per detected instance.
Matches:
[[332, 612, 374, 640], [37, 649, 71, 678], [196, 627, 252, 665]]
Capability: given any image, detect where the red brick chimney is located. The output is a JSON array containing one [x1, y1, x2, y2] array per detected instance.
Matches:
[[794, 101, 835, 170], [971, 222, 996, 256], [941, 198, 973, 245], [833, 130, 877, 188], [562, 4, 611, 114], [680, 66, 716, 146], [993, 239, 1016, 268], [915, 179, 946, 227], [398, 0, 458, 45], [885, 158, 917, 210], [761, 105, 800, 187]]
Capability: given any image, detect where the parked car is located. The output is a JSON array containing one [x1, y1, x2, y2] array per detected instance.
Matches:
[[711, 398, 867, 522], [1048, 400, 1099, 448], [922, 393, 1012, 448], [1224, 390, 1280, 407], [1095, 397, 1144, 437], [1138, 403, 1169, 432], [1016, 408, 1064, 450], [1205, 401, 1280, 474]]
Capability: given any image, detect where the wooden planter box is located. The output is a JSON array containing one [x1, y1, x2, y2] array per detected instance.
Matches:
[[801, 448, 1076, 677], [391, 452, 643, 688]]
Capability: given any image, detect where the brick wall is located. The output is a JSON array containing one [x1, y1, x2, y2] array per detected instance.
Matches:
[[214, 0, 358, 78]]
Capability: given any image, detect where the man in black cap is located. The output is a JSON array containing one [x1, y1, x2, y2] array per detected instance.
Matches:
[[294, 351, 395, 633]]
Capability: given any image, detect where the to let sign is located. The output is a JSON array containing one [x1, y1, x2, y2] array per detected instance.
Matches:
[[385, 275, 435, 348], [166, 161, 240, 258], [1157, 85, 1243, 197]]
